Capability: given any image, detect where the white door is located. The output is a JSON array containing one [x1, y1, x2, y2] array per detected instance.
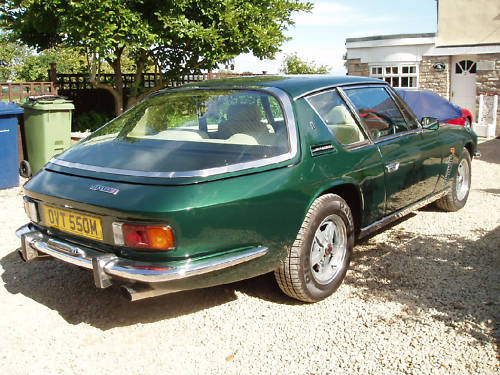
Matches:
[[451, 56, 477, 114]]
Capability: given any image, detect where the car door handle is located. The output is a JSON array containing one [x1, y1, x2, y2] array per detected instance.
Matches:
[[385, 162, 400, 173]]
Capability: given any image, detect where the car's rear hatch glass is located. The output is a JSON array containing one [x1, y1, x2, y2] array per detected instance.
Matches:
[[54, 89, 293, 178]]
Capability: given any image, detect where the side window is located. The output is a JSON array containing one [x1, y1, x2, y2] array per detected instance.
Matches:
[[307, 90, 366, 145], [392, 94, 420, 130], [343, 87, 410, 139]]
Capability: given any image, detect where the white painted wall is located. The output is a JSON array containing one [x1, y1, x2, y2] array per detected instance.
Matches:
[[346, 35, 500, 64]]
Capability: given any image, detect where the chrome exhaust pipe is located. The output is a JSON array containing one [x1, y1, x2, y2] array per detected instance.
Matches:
[[120, 284, 174, 302]]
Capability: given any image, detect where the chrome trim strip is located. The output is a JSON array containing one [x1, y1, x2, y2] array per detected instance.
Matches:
[[293, 81, 386, 101], [372, 128, 423, 143], [49, 153, 293, 179], [49, 87, 298, 179], [359, 189, 449, 239], [17, 224, 268, 285]]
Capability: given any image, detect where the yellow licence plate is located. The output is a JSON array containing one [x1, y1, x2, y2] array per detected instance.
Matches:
[[42, 205, 103, 241]]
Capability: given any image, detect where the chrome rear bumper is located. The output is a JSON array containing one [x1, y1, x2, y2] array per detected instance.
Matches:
[[16, 224, 268, 290]]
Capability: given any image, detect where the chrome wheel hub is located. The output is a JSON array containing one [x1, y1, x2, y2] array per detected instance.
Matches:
[[456, 158, 470, 201], [310, 214, 347, 284]]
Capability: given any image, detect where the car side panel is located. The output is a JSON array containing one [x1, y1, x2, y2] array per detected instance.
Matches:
[[434, 124, 477, 192], [293, 99, 386, 228], [377, 129, 443, 214]]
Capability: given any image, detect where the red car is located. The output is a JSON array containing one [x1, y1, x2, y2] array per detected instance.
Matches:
[[398, 90, 473, 127], [446, 107, 473, 127]]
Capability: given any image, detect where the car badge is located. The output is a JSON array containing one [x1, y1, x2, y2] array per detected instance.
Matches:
[[89, 184, 119, 195]]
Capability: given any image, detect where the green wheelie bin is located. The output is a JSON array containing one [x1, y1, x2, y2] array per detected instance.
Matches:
[[20, 97, 74, 176]]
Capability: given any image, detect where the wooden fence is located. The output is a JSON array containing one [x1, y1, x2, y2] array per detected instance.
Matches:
[[55, 72, 247, 91], [0, 82, 58, 102]]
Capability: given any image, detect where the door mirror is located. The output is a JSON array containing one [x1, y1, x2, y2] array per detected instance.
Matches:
[[421, 117, 440, 130]]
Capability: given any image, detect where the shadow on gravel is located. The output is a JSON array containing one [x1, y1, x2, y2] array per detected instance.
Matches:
[[231, 272, 302, 305], [477, 138, 500, 164], [1, 249, 294, 330], [345, 224, 500, 359], [480, 188, 500, 196], [0, 250, 242, 330]]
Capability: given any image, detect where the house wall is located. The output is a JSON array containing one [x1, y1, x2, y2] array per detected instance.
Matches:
[[475, 53, 500, 136], [346, 58, 369, 77], [418, 56, 450, 99]]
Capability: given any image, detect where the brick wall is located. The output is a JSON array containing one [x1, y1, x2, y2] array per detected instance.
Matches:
[[347, 58, 369, 77], [418, 56, 450, 99], [476, 53, 500, 136]]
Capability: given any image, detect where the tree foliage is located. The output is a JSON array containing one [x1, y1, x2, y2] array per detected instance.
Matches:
[[0, 29, 88, 81], [0, 31, 29, 81], [281, 52, 330, 74], [1, 0, 312, 115], [16, 47, 89, 82]]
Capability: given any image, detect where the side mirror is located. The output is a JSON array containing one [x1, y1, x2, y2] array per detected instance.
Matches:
[[421, 117, 440, 130]]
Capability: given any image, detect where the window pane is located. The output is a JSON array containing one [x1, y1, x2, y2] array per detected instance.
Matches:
[[393, 94, 420, 130], [455, 63, 463, 74], [386, 67, 391, 74], [409, 66, 416, 73], [392, 67, 398, 74], [307, 90, 366, 145], [470, 62, 477, 74], [392, 77, 400, 87], [69, 90, 290, 173], [401, 77, 409, 87], [371, 67, 378, 75], [402, 66, 409, 74], [385, 77, 391, 84], [377, 67, 383, 74], [409, 77, 417, 87], [343, 87, 409, 139]]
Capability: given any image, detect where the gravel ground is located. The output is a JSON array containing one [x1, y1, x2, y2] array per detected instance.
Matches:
[[1, 139, 499, 375]]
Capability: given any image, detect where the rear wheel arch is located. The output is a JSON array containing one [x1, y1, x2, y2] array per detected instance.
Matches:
[[464, 142, 474, 159], [317, 183, 363, 236]]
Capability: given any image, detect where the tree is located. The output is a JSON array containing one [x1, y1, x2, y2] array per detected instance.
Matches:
[[1, 0, 312, 116], [0, 30, 30, 81], [0, 29, 92, 82], [281, 52, 330, 74], [15, 47, 88, 82]]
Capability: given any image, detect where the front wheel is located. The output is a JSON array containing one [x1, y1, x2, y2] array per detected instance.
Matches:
[[275, 194, 354, 302], [435, 149, 471, 211]]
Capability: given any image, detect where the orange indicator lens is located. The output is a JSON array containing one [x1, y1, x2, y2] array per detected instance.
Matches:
[[122, 224, 175, 251]]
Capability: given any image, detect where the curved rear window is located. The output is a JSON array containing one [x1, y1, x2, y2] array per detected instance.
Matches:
[[57, 89, 292, 176]]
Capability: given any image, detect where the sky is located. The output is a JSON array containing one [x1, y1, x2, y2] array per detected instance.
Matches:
[[231, 0, 438, 75]]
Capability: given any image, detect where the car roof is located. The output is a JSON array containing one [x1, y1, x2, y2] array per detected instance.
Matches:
[[188, 75, 384, 99]]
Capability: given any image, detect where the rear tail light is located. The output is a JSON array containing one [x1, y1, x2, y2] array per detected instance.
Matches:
[[23, 197, 39, 223], [113, 223, 175, 251]]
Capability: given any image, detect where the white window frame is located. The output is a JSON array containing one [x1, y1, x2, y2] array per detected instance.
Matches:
[[369, 64, 419, 89]]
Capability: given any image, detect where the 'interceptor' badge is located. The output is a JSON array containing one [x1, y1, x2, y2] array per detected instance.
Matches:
[[89, 184, 119, 195]]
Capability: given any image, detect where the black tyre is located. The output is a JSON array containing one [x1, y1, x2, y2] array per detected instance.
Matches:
[[274, 194, 354, 302], [435, 149, 471, 212], [19, 160, 32, 178]]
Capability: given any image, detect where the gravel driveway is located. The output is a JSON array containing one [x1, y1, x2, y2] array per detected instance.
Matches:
[[1, 139, 498, 375]]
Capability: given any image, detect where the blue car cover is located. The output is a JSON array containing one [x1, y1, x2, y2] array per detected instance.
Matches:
[[397, 89, 462, 122]]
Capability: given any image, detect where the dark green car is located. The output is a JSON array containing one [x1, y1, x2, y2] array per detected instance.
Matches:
[[17, 76, 479, 302]]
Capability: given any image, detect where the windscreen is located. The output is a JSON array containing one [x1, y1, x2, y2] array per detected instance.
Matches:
[[57, 89, 291, 175]]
